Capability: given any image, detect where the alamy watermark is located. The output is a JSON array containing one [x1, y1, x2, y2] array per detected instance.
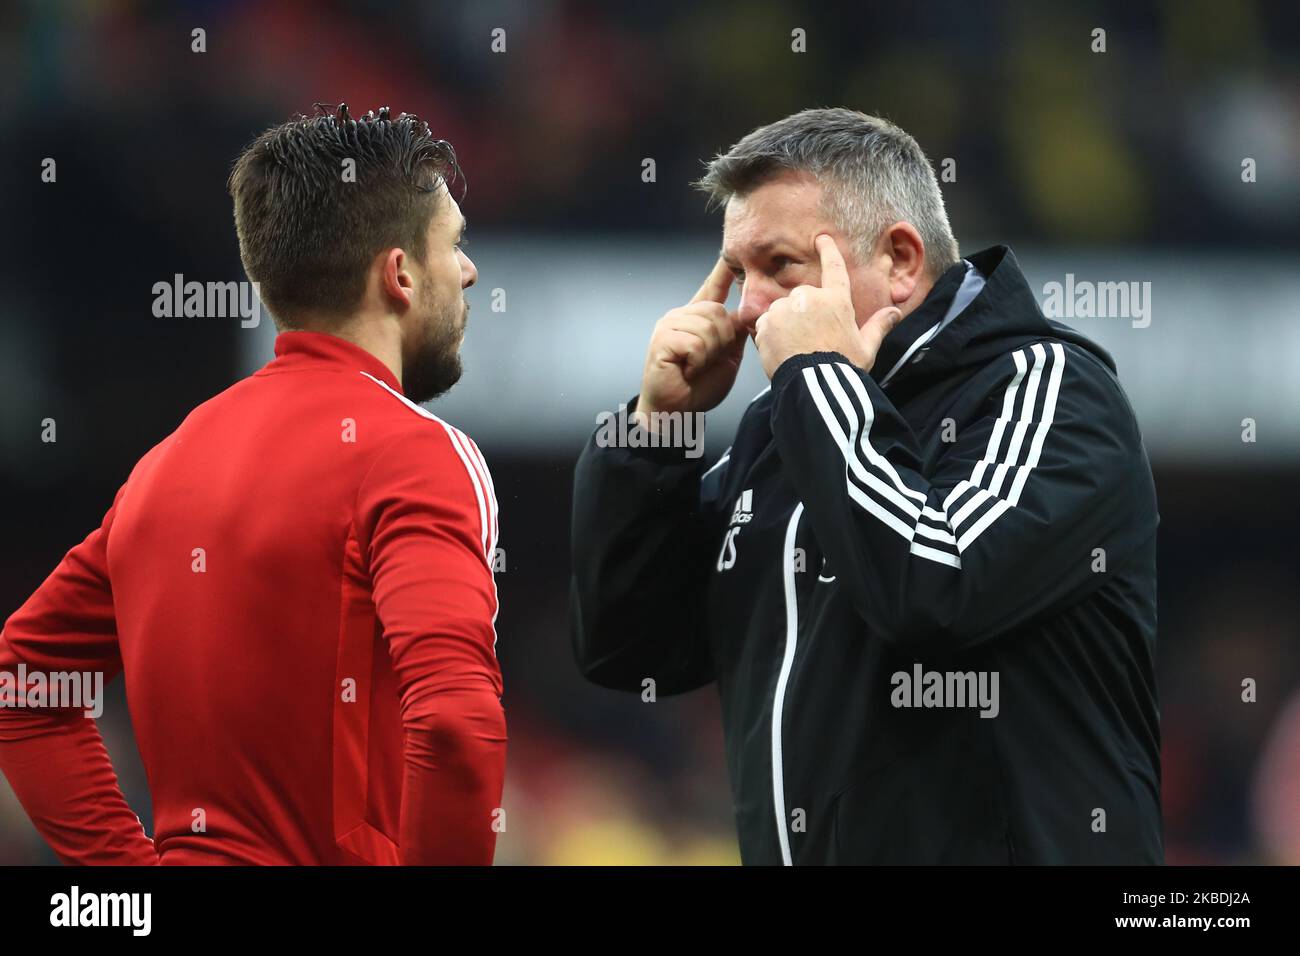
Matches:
[[152, 274, 264, 328], [595, 403, 705, 459], [0, 664, 104, 718], [1041, 274, 1151, 328], [890, 663, 999, 718], [50, 886, 150, 936]]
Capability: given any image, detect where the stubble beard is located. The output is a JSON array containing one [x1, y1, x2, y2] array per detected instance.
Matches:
[[403, 291, 467, 404]]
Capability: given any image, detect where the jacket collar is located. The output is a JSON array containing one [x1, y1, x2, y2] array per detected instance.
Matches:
[[263, 330, 404, 393], [868, 245, 1117, 392], [868, 256, 972, 387]]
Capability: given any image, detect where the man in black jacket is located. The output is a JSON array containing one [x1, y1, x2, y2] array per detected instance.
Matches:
[[570, 108, 1162, 864]]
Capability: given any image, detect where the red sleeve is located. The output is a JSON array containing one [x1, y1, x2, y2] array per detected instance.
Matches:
[[0, 492, 159, 865], [356, 425, 506, 865]]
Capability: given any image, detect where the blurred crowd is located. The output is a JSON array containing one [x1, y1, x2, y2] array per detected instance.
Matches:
[[3, 0, 1298, 243]]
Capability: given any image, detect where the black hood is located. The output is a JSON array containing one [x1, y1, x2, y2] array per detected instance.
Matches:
[[871, 246, 1118, 395]]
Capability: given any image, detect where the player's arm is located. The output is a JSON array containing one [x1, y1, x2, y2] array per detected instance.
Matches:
[[356, 429, 507, 866], [570, 260, 744, 695], [0, 488, 159, 865], [760, 236, 1155, 655]]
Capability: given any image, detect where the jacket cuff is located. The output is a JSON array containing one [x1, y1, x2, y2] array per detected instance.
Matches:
[[771, 351, 855, 395]]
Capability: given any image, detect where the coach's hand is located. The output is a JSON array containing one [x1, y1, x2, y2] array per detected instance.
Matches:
[[753, 234, 902, 379], [637, 258, 746, 424]]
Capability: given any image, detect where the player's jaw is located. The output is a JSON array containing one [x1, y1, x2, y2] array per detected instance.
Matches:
[[400, 281, 466, 404]]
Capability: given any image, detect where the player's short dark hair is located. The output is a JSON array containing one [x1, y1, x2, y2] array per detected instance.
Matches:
[[696, 107, 958, 278], [228, 104, 463, 329]]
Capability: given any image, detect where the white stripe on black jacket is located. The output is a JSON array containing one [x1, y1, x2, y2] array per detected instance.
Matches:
[[570, 246, 1162, 865]]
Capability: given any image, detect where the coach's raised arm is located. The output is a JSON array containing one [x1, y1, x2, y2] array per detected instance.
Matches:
[[569, 108, 1162, 866], [569, 259, 745, 695]]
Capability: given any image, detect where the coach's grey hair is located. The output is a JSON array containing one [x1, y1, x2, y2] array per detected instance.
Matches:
[[695, 108, 959, 278]]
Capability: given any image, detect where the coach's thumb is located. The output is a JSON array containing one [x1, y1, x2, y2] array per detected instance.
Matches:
[[858, 306, 903, 359]]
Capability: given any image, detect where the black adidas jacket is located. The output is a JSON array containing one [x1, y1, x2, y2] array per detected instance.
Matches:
[[570, 247, 1162, 865]]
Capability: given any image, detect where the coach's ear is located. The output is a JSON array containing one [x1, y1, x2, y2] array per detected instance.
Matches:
[[380, 248, 415, 310], [882, 221, 926, 307]]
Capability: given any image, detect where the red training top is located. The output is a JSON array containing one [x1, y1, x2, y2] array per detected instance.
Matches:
[[0, 331, 506, 865]]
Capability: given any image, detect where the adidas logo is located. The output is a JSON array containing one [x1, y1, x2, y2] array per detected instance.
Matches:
[[731, 489, 754, 525]]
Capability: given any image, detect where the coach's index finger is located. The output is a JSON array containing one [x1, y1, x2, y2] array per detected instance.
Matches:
[[691, 256, 734, 305], [815, 234, 851, 297]]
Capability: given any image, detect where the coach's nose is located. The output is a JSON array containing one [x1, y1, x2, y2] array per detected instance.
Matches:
[[460, 251, 478, 289], [737, 276, 779, 330]]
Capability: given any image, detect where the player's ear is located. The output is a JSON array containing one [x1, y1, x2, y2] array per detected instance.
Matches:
[[884, 222, 926, 306], [380, 248, 415, 310]]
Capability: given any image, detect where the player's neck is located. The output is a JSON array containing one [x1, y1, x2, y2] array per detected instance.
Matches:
[[325, 314, 405, 391]]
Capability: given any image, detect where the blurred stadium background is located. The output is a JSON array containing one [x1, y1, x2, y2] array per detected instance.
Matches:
[[2, 0, 1299, 864]]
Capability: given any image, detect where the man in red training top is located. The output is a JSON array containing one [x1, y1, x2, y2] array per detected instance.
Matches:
[[0, 104, 505, 865]]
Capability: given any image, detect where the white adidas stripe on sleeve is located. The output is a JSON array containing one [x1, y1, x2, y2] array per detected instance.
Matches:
[[799, 343, 1066, 570]]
